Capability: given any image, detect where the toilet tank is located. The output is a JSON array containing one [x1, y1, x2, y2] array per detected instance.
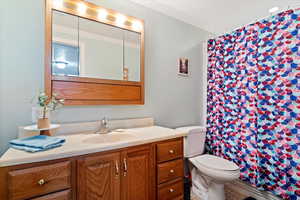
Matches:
[[176, 126, 206, 158]]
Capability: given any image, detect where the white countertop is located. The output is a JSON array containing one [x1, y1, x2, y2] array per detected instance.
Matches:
[[0, 126, 187, 167]]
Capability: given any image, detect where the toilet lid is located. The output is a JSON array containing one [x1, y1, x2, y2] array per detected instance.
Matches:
[[192, 154, 239, 171]]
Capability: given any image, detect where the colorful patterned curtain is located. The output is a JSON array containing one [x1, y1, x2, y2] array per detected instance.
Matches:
[[207, 9, 300, 199]]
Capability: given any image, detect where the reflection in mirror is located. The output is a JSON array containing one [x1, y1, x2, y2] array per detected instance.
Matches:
[[52, 11, 79, 76], [124, 31, 141, 82], [52, 10, 141, 82], [78, 17, 124, 80]]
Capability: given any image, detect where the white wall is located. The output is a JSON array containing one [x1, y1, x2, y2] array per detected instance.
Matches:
[[0, 0, 212, 154]]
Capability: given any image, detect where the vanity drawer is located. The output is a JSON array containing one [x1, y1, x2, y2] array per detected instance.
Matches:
[[157, 179, 183, 200], [157, 139, 183, 163], [8, 161, 71, 200], [31, 190, 71, 200], [157, 159, 183, 184]]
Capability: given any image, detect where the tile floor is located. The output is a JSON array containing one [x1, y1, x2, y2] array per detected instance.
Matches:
[[190, 185, 248, 200], [224, 185, 248, 200]]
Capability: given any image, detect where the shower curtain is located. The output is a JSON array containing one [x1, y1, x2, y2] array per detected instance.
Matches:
[[207, 9, 300, 199]]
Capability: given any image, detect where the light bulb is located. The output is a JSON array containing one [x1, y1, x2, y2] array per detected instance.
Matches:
[[53, 0, 63, 8], [98, 9, 108, 20], [57, 62, 67, 69], [77, 2, 87, 15], [132, 20, 143, 31], [116, 14, 126, 26], [54, 60, 68, 69]]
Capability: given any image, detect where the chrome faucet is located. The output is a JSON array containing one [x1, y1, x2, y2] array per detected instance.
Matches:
[[98, 117, 109, 134]]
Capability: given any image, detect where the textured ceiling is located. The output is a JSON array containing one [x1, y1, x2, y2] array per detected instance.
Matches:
[[129, 0, 300, 35]]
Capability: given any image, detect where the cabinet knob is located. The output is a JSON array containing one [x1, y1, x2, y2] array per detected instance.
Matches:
[[38, 179, 45, 186], [169, 150, 174, 154], [170, 169, 175, 173], [169, 188, 174, 193]]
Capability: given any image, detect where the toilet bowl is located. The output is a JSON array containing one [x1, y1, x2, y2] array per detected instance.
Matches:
[[189, 154, 240, 183], [176, 126, 240, 200], [189, 154, 240, 200]]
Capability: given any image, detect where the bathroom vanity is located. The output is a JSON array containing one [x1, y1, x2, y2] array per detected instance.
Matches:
[[0, 126, 186, 200]]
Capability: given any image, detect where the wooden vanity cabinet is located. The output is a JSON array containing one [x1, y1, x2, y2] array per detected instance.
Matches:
[[77, 145, 153, 200], [77, 152, 121, 200], [121, 145, 154, 200], [0, 138, 184, 200], [0, 159, 76, 200], [156, 139, 184, 200]]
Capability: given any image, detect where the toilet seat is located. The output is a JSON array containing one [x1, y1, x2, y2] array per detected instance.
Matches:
[[189, 154, 240, 183], [191, 154, 239, 171]]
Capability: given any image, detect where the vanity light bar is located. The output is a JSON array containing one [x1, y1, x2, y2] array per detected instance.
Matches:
[[52, 0, 144, 32]]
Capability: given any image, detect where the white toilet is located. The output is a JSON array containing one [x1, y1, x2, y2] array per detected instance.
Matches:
[[176, 126, 240, 200]]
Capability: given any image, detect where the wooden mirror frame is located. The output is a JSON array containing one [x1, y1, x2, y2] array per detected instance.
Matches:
[[45, 0, 145, 105]]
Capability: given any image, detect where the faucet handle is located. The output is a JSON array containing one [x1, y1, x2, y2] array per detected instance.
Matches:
[[97, 117, 109, 134], [101, 117, 108, 127]]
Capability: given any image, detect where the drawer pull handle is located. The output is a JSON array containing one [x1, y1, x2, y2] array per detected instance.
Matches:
[[169, 188, 175, 193], [38, 179, 45, 186], [169, 150, 174, 154], [123, 158, 127, 177], [115, 160, 119, 176], [170, 169, 175, 173]]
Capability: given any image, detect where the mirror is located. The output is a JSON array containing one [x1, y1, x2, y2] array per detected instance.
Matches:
[[46, 0, 145, 105], [52, 10, 141, 82]]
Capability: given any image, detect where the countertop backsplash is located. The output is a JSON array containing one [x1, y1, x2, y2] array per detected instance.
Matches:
[[18, 117, 155, 138]]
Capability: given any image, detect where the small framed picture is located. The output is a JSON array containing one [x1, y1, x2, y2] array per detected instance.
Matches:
[[178, 58, 189, 76]]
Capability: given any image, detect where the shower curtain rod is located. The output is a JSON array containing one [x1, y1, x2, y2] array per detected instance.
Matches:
[[210, 5, 300, 40]]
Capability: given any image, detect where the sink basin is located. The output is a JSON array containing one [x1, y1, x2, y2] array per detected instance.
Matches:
[[82, 133, 136, 144]]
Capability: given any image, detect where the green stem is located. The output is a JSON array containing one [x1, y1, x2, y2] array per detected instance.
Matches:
[[43, 106, 47, 119]]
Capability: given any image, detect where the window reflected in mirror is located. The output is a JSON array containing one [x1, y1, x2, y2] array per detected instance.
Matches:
[[52, 42, 80, 76]]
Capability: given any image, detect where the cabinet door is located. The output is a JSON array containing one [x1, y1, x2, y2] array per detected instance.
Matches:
[[77, 152, 121, 200], [121, 145, 153, 200]]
